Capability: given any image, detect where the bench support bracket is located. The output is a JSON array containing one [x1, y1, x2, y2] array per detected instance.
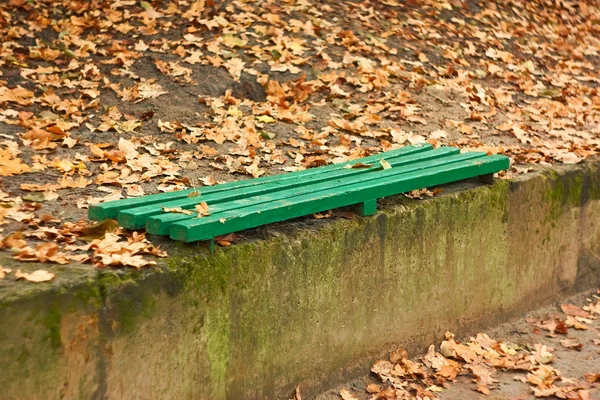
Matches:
[[356, 199, 378, 216]]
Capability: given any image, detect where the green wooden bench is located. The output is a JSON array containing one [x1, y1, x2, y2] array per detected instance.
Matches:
[[89, 144, 509, 247]]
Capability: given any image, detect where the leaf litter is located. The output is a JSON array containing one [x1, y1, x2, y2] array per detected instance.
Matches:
[[306, 289, 600, 400], [1, 0, 600, 277]]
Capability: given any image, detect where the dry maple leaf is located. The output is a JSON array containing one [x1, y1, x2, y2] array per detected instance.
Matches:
[[21, 128, 60, 150], [565, 316, 589, 330], [289, 386, 302, 400], [559, 338, 583, 351], [224, 58, 245, 81], [560, 304, 590, 318], [584, 373, 600, 383], [0, 147, 30, 176], [339, 389, 359, 400], [201, 176, 218, 186], [196, 202, 210, 217], [440, 332, 477, 363], [0, 265, 12, 279], [529, 343, 555, 365], [14, 269, 55, 283], [1, 232, 27, 250], [15, 242, 69, 264], [0, 86, 35, 105], [163, 207, 193, 215], [313, 211, 331, 219], [215, 233, 237, 247], [366, 383, 381, 394], [471, 364, 498, 395]]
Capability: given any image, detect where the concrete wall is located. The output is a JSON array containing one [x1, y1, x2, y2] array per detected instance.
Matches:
[[1, 160, 599, 399]]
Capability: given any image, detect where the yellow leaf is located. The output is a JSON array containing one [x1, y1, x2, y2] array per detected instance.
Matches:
[[222, 34, 247, 48], [256, 115, 276, 123], [380, 159, 392, 170]]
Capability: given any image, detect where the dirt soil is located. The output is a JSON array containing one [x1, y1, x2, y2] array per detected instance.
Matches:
[[313, 289, 600, 400], [0, 0, 599, 269]]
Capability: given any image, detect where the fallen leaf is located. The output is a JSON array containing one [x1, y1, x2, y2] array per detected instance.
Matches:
[[196, 202, 210, 217], [584, 373, 600, 383], [339, 389, 358, 400], [313, 211, 332, 219], [215, 233, 237, 247], [380, 159, 392, 170], [224, 58, 245, 81], [366, 383, 381, 394], [561, 304, 590, 318], [0, 265, 12, 279], [290, 386, 302, 400], [163, 207, 194, 215], [15, 269, 55, 283], [560, 338, 583, 351], [79, 219, 120, 241]]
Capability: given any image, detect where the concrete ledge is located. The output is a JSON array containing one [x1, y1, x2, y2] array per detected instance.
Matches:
[[1, 160, 599, 399]]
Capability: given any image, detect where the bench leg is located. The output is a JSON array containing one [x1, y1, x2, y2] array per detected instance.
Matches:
[[478, 173, 494, 185], [204, 238, 215, 254], [356, 199, 378, 216]]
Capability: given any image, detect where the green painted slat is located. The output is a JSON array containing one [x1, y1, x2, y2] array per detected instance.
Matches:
[[88, 144, 433, 220], [119, 146, 456, 230], [170, 154, 510, 242], [145, 147, 467, 235]]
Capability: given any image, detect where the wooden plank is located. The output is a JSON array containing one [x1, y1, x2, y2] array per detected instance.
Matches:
[[145, 148, 467, 234], [121, 146, 459, 230], [88, 144, 433, 220], [170, 154, 510, 242]]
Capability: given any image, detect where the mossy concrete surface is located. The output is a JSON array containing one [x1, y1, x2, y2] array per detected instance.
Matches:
[[1, 159, 599, 400]]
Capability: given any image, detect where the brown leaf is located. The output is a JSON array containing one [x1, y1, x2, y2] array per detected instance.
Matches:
[[1, 232, 27, 250], [476, 384, 491, 395], [313, 211, 332, 219], [163, 207, 194, 215], [196, 202, 210, 217], [0, 265, 12, 279], [348, 163, 373, 169], [366, 383, 381, 394], [560, 338, 583, 351], [21, 128, 58, 150], [560, 304, 590, 318], [339, 389, 358, 400], [407, 115, 427, 125], [471, 364, 497, 395], [565, 316, 589, 330], [584, 373, 600, 383], [15, 269, 55, 283], [78, 219, 120, 241], [390, 348, 409, 363], [0, 148, 30, 176], [290, 386, 302, 400], [215, 233, 237, 247], [201, 176, 218, 186]]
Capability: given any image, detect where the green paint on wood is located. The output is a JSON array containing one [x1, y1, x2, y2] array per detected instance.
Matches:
[[357, 199, 377, 216], [88, 145, 432, 221], [88, 146, 509, 244], [143, 147, 460, 234], [171, 154, 509, 242]]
